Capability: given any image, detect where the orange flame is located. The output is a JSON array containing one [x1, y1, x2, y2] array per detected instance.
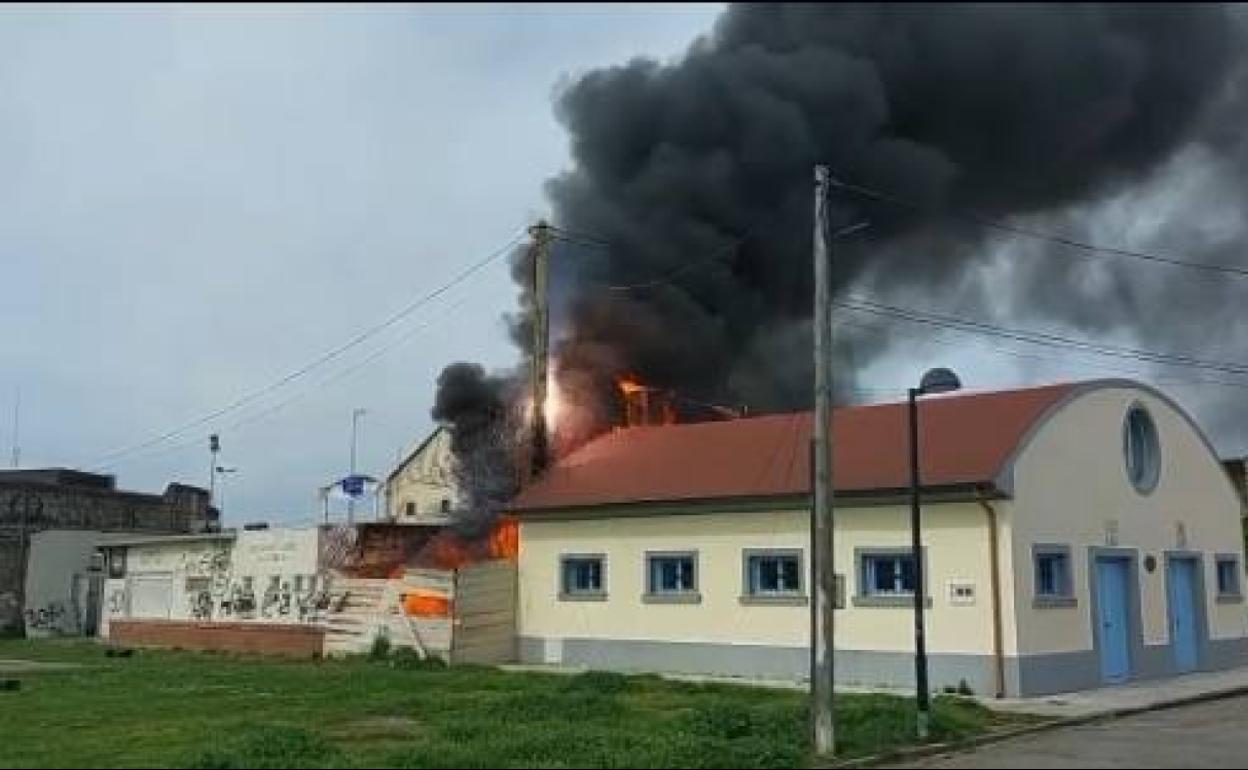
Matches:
[[403, 590, 452, 617], [617, 374, 648, 395]]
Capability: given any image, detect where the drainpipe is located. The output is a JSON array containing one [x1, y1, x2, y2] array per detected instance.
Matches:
[[977, 492, 1007, 699]]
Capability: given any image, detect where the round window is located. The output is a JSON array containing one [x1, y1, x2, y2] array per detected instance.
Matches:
[[1123, 404, 1161, 494]]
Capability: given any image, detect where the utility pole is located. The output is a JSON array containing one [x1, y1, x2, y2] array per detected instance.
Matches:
[[811, 164, 836, 757], [10, 386, 20, 469], [529, 220, 554, 481], [209, 434, 220, 507], [348, 408, 366, 524]]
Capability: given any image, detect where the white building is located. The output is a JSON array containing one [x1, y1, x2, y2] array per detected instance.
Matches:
[[383, 426, 461, 525], [511, 380, 1248, 697]]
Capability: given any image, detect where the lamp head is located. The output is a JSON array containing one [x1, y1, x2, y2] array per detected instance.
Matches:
[[918, 367, 962, 396]]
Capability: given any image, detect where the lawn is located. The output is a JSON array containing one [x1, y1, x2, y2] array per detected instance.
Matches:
[[0, 639, 1031, 768]]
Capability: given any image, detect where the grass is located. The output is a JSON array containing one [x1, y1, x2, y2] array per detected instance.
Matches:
[[0, 639, 1033, 768]]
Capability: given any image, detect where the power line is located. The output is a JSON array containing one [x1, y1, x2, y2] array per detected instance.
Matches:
[[87, 231, 525, 469], [834, 308, 1248, 393], [827, 175, 1248, 279], [94, 294, 474, 471], [606, 235, 748, 292], [838, 295, 1248, 378]]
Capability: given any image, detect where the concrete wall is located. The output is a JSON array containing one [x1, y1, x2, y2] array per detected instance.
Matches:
[[23, 530, 117, 636], [1006, 385, 1248, 691], [518, 501, 1005, 692], [102, 528, 325, 639]]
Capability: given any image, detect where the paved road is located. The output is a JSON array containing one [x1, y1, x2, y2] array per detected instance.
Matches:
[[892, 694, 1248, 768]]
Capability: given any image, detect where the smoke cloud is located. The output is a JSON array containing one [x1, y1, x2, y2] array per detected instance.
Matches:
[[437, 3, 1248, 497]]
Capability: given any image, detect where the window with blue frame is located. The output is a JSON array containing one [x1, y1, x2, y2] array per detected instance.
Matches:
[[560, 555, 605, 597], [745, 551, 803, 596], [1035, 550, 1072, 598], [860, 552, 917, 596], [1217, 556, 1241, 598], [647, 553, 697, 595]]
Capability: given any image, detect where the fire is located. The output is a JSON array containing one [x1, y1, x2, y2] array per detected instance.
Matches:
[[543, 373, 563, 431], [617, 374, 647, 395]]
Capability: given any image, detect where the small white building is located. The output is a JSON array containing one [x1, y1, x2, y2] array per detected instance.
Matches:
[[99, 527, 325, 634], [383, 426, 461, 525], [511, 380, 1248, 697]]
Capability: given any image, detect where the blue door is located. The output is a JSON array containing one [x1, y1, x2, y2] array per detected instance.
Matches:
[[1168, 558, 1201, 673], [1096, 558, 1132, 683]]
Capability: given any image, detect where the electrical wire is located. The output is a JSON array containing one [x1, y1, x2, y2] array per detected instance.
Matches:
[[838, 295, 1248, 378], [827, 175, 1248, 279], [86, 231, 525, 469]]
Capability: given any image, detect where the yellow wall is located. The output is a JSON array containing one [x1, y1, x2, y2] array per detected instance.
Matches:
[[519, 501, 1009, 654], [1008, 385, 1248, 654]]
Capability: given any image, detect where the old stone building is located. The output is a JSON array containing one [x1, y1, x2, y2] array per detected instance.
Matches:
[[0, 468, 217, 633]]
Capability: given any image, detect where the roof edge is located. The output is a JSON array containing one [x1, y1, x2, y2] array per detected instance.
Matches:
[[510, 482, 1004, 521]]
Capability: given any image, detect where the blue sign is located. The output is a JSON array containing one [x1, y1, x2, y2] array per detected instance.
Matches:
[[342, 475, 367, 498]]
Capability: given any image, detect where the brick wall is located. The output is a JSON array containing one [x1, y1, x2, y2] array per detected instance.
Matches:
[[107, 620, 325, 657]]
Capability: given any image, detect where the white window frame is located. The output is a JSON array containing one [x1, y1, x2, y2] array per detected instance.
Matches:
[[853, 547, 930, 608], [559, 553, 607, 601], [643, 551, 700, 604], [741, 548, 807, 606]]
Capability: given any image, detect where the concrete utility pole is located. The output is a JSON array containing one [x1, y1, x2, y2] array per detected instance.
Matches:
[[209, 434, 220, 507], [10, 386, 20, 469], [811, 164, 836, 757], [348, 407, 366, 524], [529, 220, 554, 481]]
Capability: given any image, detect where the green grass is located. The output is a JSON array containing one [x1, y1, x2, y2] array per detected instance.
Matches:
[[0, 639, 1030, 768]]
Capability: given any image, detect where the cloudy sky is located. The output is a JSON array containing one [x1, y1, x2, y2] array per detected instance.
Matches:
[[0, 3, 721, 523], [4, 3, 1243, 526]]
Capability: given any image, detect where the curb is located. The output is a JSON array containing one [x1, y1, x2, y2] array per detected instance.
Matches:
[[821, 683, 1248, 768]]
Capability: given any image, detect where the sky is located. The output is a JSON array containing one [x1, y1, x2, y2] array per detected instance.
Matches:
[[0, 3, 722, 524], [3, 3, 1242, 527]]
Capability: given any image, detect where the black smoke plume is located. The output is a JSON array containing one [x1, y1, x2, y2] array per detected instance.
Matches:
[[436, 3, 1248, 505]]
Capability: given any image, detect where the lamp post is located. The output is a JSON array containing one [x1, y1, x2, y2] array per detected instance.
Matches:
[[215, 465, 239, 521], [348, 408, 366, 524], [908, 367, 961, 740]]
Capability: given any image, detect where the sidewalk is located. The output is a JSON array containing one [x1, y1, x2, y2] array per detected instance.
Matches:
[[504, 662, 1248, 722], [982, 666, 1248, 720]]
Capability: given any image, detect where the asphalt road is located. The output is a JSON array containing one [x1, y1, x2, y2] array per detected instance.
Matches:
[[891, 694, 1248, 768]]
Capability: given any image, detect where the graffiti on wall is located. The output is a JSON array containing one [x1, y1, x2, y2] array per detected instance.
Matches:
[[24, 602, 68, 633]]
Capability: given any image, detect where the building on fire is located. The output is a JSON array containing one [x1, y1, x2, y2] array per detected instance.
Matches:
[[510, 379, 1248, 697]]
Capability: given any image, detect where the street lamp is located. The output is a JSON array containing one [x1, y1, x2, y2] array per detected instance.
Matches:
[[908, 367, 961, 740], [214, 465, 239, 520], [348, 408, 367, 524]]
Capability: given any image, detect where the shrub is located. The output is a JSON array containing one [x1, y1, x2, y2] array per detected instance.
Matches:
[[389, 646, 448, 671], [369, 634, 392, 660]]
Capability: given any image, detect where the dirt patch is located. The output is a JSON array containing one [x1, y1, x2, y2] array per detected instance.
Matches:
[[0, 659, 84, 675], [326, 716, 425, 742]]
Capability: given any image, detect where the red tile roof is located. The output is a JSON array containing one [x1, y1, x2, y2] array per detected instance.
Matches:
[[511, 382, 1078, 512]]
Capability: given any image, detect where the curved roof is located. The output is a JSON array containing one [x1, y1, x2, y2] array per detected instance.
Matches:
[[512, 381, 1083, 512]]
